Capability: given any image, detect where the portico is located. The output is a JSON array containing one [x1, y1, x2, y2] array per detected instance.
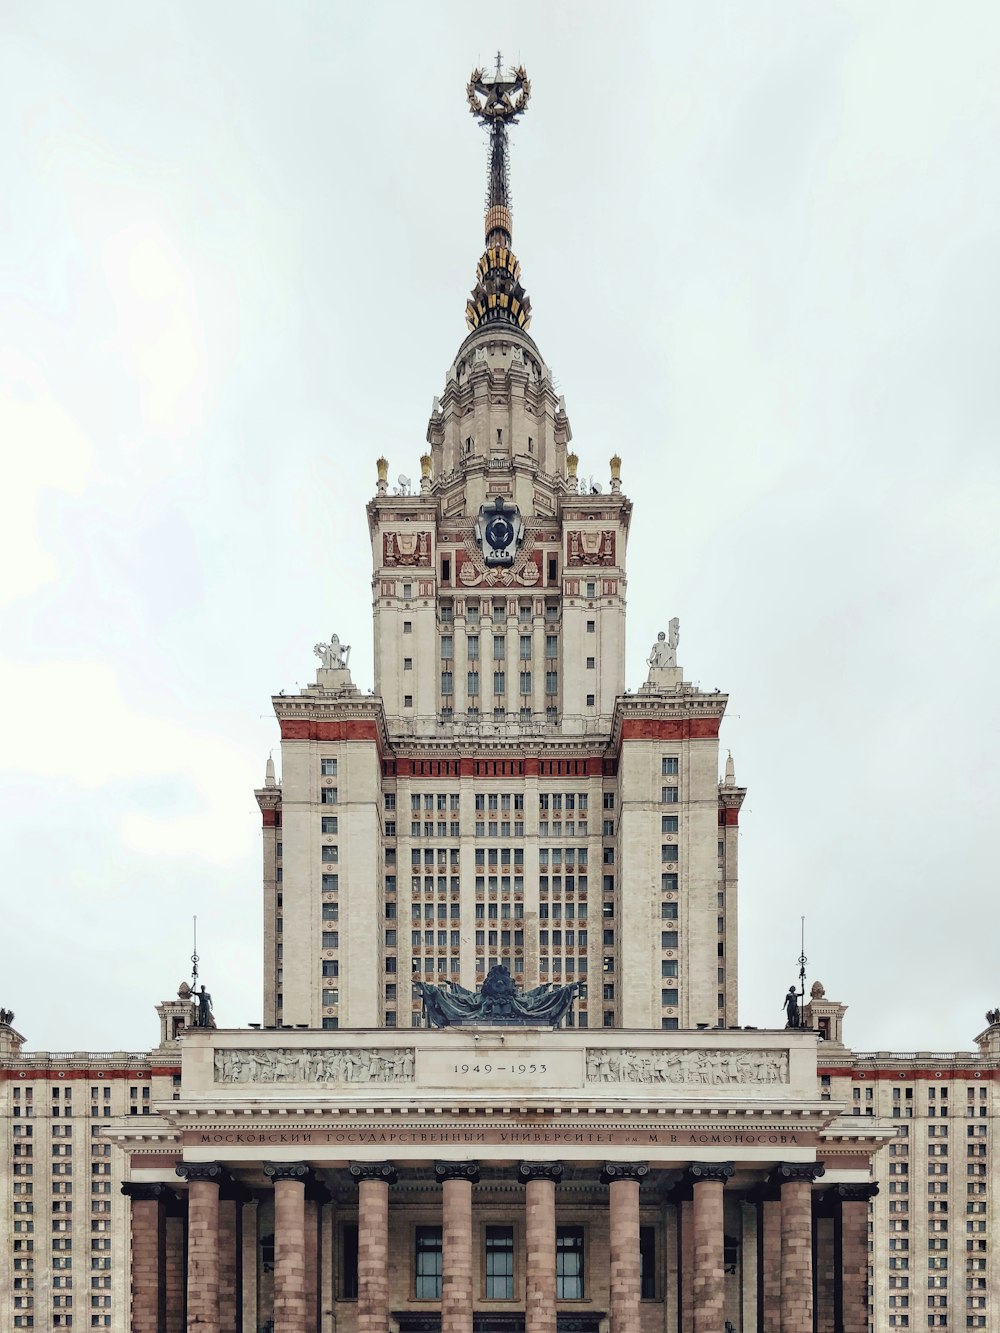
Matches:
[[116, 1026, 888, 1333]]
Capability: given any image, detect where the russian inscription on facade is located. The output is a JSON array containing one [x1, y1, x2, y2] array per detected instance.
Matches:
[[214, 1048, 414, 1084]]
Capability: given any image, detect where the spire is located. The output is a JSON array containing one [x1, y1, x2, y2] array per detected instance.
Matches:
[[465, 58, 533, 332], [724, 751, 736, 786], [265, 754, 277, 789]]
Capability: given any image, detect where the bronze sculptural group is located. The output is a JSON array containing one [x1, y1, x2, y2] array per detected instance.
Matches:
[[414, 964, 579, 1028]]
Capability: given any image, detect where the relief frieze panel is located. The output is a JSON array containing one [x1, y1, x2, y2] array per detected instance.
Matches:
[[566, 530, 616, 566], [214, 1048, 414, 1084], [383, 531, 432, 567], [585, 1048, 788, 1085]]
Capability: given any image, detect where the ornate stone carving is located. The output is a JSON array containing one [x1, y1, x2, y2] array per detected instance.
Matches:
[[769, 1162, 826, 1187], [584, 1047, 788, 1085], [434, 1160, 481, 1184], [567, 529, 616, 566], [314, 634, 351, 669], [175, 1162, 224, 1185], [827, 1182, 879, 1203], [349, 1161, 398, 1185], [213, 1047, 414, 1084], [600, 1162, 649, 1185], [518, 1161, 563, 1183], [121, 1182, 179, 1203], [415, 966, 578, 1028], [646, 619, 679, 671], [383, 531, 432, 567], [263, 1162, 310, 1184], [686, 1162, 735, 1186]]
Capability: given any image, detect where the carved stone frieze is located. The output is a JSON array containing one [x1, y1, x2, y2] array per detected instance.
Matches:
[[585, 1047, 788, 1085], [214, 1048, 414, 1084], [383, 531, 432, 567], [566, 529, 616, 566]]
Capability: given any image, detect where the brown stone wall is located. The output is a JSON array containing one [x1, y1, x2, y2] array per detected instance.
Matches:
[[130, 1198, 163, 1333], [357, 1178, 390, 1333], [840, 1201, 870, 1333], [691, 1181, 724, 1333], [779, 1180, 813, 1333], [761, 1199, 781, 1333], [525, 1176, 557, 1333], [442, 1177, 474, 1333], [609, 1178, 641, 1333], [274, 1178, 308, 1333], [187, 1180, 220, 1333]]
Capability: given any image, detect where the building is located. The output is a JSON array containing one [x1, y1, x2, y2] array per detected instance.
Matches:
[[1, 60, 995, 1333]]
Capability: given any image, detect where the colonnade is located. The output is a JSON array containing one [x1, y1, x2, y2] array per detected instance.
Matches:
[[122, 1161, 877, 1333]]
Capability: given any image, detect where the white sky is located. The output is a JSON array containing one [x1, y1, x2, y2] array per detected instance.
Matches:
[[2, 1, 998, 1054]]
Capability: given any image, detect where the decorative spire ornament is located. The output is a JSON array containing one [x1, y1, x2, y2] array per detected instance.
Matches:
[[465, 58, 533, 332]]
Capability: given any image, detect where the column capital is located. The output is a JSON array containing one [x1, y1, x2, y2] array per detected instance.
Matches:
[[685, 1161, 735, 1186], [176, 1162, 224, 1186], [435, 1160, 480, 1184], [601, 1161, 649, 1185], [769, 1161, 826, 1188], [121, 1181, 179, 1204], [827, 1181, 879, 1204], [263, 1161, 310, 1184], [518, 1160, 563, 1183], [349, 1160, 398, 1185]]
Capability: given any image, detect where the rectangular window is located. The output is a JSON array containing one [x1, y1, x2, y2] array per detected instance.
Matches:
[[321, 758, 338, 776], [661, 816, 679, 833], [494, 635, 505, 660], [661, 988, 678, 1006], [520, 635, 532, 660], [468, 671, 479, 696], [341, 1224, 359, 1299], [321, 788, 338, 805], [662, 757, 679, 775], [485, 1226, 514, 1300], [545, 635, 558, 658], [414, 1226, 443, 1299], [467, 636, 480, 661], [661, 787, 678, 804], [556, 1227, 585, 1299], [545, 671, 558, 693], [441, 636, 453, 659], [493, 671, 505, 694], [441, 671, 453, 694], [640, 1226, 656, 1299], [321, 817, 338, 834]]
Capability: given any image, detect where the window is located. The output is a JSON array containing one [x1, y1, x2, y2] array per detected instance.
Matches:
[[640, 1226, 656, 1299], [545, 671, 558, 693], [587, 620, 595, 632], [493, 671, 505, 694], [414, 1226, 442, 1299], [403, 583, 412, 599], [403, 620, 412, 634], [485, 1226, 514, 1299], [586, 694, 595, 706], [661, 787, 678, 804], [520, 635, 532, 659], [661, 989, 678, 1006], [467, 636, 480, 660], [441, 636, 453, 659], [403, 657, 413, 671], [556, 1227, 584, 1299], [404, 695, 413, 708], [441, 671, 453, 694], [321, 788, 338, 805], [662, 816, 679, 833], [341, 1224, 359, 1299], [662, 757, 679, 775], [321, 816, 338, 834], [494, 635, 505, 660], [545, 635, 558, 658]]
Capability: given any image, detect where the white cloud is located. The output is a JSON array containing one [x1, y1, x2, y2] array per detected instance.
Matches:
[[0, 657, 254, 863], [0, 350, 93, 604]]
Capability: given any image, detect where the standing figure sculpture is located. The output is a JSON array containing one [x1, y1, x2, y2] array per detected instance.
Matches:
[[314, 634, 351, 671], [647, 617, 680, 671], [783, 986, 801, 1029], [195, 985, 216, 1030]]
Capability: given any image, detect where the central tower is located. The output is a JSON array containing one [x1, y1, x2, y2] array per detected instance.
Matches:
[[258, 63, 745, 1036]]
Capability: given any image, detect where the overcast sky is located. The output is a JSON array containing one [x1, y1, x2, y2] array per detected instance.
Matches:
[[2, 1, 998, 1054]]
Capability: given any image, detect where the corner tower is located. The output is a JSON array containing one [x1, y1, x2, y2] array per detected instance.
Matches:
[[260, 62, 744, 1035]]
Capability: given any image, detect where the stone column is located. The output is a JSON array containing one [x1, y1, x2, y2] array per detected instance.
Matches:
[[602, 1163, 648, 1333], [436, 1161, 480, 1333], [122, 1182, 174, 1333], [165, 1205, 187, 1333], [770, 1163, 825, 1333], [830, 1183, 878, 1333], [264, 1163, 310, 1333], [686, 1162, 734, 1333], [350, 1161, 398, 1333], [519, 1161, 563, 1333], [812, 1195, 836, 1333], [217, 1199, 238, 1333], [177, 1163, 224, 1333], [748, 1184, 781, 1333]]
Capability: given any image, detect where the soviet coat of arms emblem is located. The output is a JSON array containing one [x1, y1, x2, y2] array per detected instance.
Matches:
[[474, 495, 523, 566]]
